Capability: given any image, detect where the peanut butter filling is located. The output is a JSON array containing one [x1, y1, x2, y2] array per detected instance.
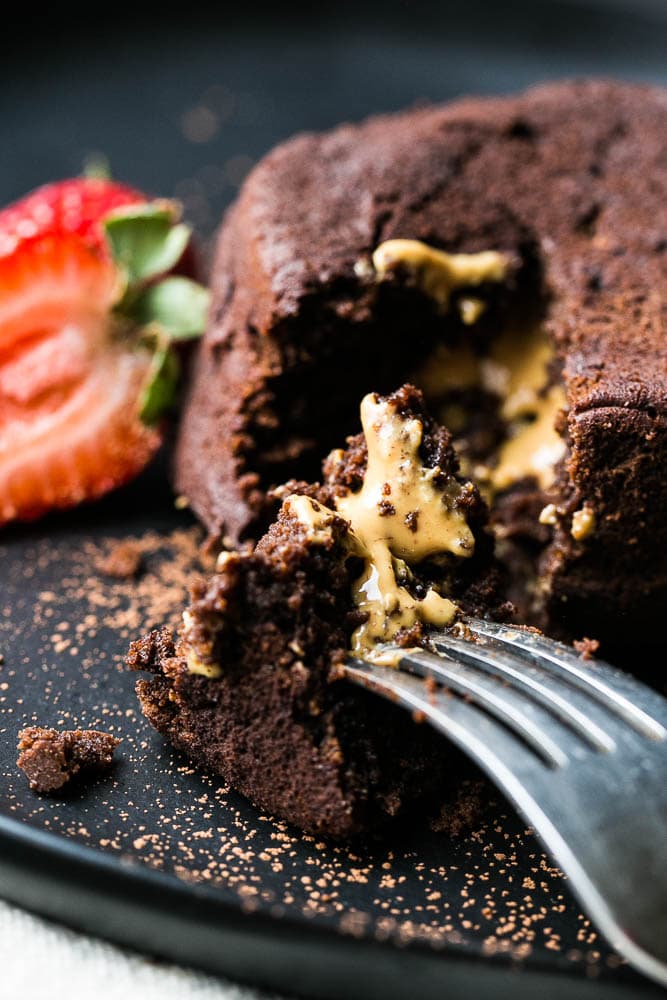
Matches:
[[413, 324, 566, 495], [538, 503, 596, 542], [183, 609, 222, 678], [483, 326, 566, 493], [571, 506, 596, 541], [490, 383, 565, 493], [284, 493, 340, 543], [330, 393, 474, 659], [372, 238, 566, 496], [372, 239, 509, 314]]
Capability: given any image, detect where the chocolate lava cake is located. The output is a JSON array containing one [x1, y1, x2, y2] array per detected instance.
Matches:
[[130, 386, 506, 838], [175, 79, 667, 653]]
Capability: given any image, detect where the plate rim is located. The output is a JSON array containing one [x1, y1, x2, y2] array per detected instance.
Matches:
[[0, 812, 657, 1000]]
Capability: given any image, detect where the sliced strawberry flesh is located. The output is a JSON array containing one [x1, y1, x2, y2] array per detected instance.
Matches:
[[0, 320, 98, 412], [0, 213, 159, 525], [0, 235, 119, 347], [0, 236, 117, 425], [0, 346, 159, 524]]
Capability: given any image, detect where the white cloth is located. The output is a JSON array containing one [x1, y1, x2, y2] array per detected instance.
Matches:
[[0, 899, 275, 1000]]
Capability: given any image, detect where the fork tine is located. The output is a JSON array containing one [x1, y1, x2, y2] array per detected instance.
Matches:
[[462, 618, 667, 741], [399, 649, 568, 766], [430, 633, 615, 752], [342, 659, 555, 773]]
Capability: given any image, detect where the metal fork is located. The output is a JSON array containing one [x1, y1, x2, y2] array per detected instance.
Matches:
[[342, 618, 667, 987]]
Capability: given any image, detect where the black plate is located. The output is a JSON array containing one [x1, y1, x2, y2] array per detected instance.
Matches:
[[1, 3, 667, 997], [0, 466, 663, 1000]]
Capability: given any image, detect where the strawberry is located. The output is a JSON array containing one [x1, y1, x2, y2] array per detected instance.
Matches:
[[0, 177, 209, 526], [0, 177, 144, 255]]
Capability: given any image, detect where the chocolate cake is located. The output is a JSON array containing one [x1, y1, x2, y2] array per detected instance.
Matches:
[[130, 386, 505, 838], [175, 79, 667, 653], [17, 726, 120, 794]]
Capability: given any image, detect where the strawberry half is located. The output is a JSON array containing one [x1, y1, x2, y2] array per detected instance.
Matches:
[[0, 178, 209, 526]]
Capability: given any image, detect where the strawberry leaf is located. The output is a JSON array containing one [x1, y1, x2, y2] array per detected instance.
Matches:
[[104, 201, 209, 423], [138, 341, 180, 426], [104, 203, 191, 286], [132, 277, 210, 340]]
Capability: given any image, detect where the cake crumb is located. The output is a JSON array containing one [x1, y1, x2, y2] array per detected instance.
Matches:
[[573, 637, 600, 661], [17, 726, 120, 794], [94, 540, 143, 580]]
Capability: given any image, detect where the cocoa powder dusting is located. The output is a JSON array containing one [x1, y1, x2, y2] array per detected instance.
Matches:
[[32, 527, 205, 659], [94, 540, 144, 580]]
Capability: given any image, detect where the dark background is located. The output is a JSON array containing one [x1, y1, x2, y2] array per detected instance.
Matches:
[[1, 0, 666, 257]]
